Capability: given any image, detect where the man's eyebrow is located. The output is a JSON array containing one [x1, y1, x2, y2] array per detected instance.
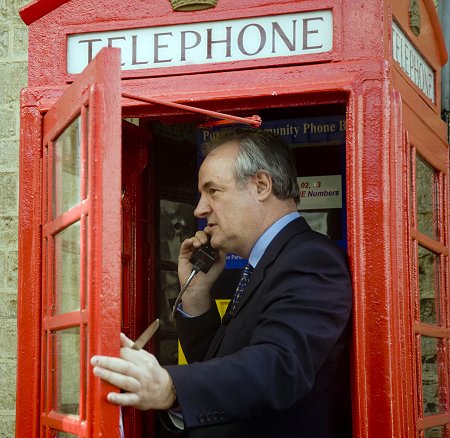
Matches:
[[199, 180, 225, 192], [199, 181, 213, 191]]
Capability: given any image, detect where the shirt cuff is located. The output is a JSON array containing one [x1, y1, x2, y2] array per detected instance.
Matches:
[[176, 303, 195, 318], [167, 407, 185, 430]]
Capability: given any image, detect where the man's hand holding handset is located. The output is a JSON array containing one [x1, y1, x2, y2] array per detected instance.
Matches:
[[176, 230, 225, 317]]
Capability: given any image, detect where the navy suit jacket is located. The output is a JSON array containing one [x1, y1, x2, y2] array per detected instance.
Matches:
[[166, 217, 352, 438]]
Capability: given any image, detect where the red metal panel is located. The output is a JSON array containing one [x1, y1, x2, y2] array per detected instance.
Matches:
[[85, 47, 122, 438], [345, 71, 417, 437], [120, 121, 152, 438], [19, 0, 71, 26], [17, 102, 43, 438]]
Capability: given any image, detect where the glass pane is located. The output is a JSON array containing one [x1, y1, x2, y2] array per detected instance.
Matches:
[[84, 107, 89, 200], [53, 116, 81, 217], [52, 327, 80, 415], [421, 336, 440, 415], [50, 431, 78, 438], [424, 426, 444, 438], [159, 270, 179, 331], [159, 199, 196, 264], [81, 327, 87, 421], [158, 269, 179, 366], [81, 216, 88, 311], [416, 155, 438, 239], [44, 238, 49, 318], [409, 148, 414, 225], [54, 222, 80, 315], [43, 331, 48, 413], [418, 246, 440, 324]]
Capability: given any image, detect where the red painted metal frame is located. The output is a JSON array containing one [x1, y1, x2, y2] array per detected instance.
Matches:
[[16, 61, 418, 438], [24, 60, 413, 438], [20, 0, 71, 25], [17, 102, 43, 438]]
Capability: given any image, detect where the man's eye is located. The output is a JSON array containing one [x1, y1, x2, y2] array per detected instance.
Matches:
[[209, 188, 218, 194]]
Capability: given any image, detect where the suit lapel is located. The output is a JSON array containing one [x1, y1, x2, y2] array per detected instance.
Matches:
[[232, 217, 311, 318]]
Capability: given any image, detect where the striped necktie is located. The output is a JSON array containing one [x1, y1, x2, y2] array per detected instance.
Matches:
[[229, 262, 254, 314]]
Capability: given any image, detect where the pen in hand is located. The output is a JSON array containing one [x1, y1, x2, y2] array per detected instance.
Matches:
[[131, 319, 160, 350]]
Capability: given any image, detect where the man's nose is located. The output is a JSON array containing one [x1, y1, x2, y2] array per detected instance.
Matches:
[[194, 195, 211, 218]]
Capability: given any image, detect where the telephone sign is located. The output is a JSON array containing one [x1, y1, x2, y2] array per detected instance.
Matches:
[[67, 10, 333, 74]]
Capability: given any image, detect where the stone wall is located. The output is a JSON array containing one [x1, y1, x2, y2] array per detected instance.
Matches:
[[0, 0, 28, 436]]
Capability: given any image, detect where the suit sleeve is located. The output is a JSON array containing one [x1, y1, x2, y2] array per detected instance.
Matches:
[[166, 236, 352, 429], [175, 303, 221, 363]]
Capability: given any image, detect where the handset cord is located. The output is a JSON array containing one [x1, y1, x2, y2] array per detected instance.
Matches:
[[171, 268, 199, 322]]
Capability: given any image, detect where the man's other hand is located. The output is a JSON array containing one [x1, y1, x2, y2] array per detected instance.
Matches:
[[91, 333, 176, 411]]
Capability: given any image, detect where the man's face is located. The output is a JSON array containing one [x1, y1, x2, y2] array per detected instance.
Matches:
[[194, 141, 262, 258]]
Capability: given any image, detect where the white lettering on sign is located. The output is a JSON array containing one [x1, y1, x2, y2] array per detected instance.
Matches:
[[67, 10, 333, 74], [392, 21, 435, 103], [297, 175, 342, 210]]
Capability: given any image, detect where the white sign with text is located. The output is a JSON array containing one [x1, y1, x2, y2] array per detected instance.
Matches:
[[392, 21, 435, 103], [67, 10, 333, 74], [298, 175, 342, 210]]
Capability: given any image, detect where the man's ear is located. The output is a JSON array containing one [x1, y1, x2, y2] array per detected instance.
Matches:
[[253, 171, 272, 201]]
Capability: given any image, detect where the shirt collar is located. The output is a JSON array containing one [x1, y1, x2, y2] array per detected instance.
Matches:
[[248, 212, 300, 268]]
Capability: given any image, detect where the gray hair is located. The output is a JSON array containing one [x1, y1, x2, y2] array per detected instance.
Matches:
[[202, 127, 300, 204]]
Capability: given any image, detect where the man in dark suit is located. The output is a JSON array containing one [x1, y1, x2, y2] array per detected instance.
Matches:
[[91, 128, 353, 437]]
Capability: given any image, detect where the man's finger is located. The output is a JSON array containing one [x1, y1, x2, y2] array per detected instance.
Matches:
[[120, 332, 134, 347], [107, 391, 141, 407], [91, 354, 127, 370], [92, 364, 141, 393], [194, 230, 209, 245], [91, 355, 140, 379]]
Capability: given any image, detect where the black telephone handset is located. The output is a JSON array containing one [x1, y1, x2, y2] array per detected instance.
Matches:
[[189, 240, 219, 273], [172, 237, 219, 320]]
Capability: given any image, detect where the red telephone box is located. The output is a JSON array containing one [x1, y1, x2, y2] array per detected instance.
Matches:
[[16, 0, 449, 437]]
